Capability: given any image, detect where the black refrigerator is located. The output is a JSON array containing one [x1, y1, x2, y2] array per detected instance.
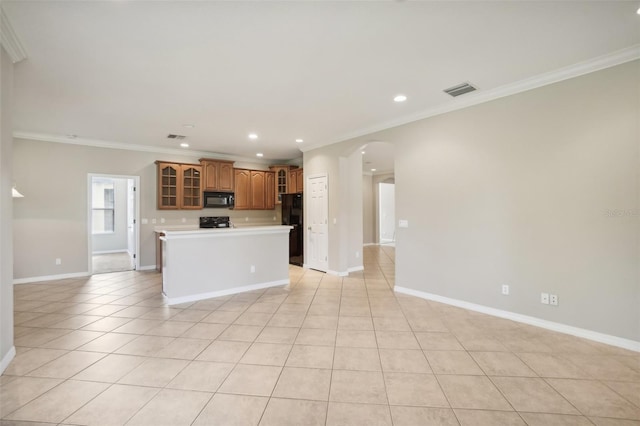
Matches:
[[281, 193, 303, 266]]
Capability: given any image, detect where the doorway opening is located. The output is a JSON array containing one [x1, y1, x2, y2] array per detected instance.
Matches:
[[88, 174, 140, 274]]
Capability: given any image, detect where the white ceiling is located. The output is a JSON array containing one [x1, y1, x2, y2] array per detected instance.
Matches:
[[3, 1, 640, 173]]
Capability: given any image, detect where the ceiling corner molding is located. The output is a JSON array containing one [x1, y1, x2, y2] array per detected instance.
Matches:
[[12, 131, 272, 165], [301, 44, 640, 153], [0, 9, 27, 63]]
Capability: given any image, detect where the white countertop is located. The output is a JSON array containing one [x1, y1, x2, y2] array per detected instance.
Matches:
[[154, 223, 285, 233], [159, 225, 293, 239]]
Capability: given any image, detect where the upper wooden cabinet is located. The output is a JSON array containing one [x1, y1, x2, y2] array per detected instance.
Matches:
[[156, 161, 202, 210], [288, 168, 303, 193], [233, 169, 251, 210], [250, 171, 266, 210], [265, 171, 275, 210], [269, 165, 290, 204], [269, 165, 303, 202], [234, 168, 276, 210], [200, 158, 234, 192]]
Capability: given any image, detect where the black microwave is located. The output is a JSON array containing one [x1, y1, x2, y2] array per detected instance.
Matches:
[[203, 192, 234, 208]]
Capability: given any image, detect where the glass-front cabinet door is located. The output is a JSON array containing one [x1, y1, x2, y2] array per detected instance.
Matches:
[[157, 162, 180, 209], [181, 165, 202, 209], [156, 161, 202, 210]]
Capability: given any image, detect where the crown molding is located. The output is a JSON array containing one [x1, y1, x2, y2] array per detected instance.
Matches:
[[12, 131, 283, 165], [0, 8, 27, 63], [300, 44, 640, 153]]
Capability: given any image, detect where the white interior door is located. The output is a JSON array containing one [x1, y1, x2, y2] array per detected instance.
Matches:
[[307, 174, 329, 272], [127, 179, 136, 269], [379, 182, 395, 243]]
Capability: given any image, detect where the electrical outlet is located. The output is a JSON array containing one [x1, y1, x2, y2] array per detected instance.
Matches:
[[160, 218, 165, 224], [250, 265, 255, 273], [151, 218, 157, 224], [550, 294, 558, 306], [181, 218, 186, 223], [55, 258, 62, 265], [501, 285, 509, 295], [541, 292, 549, 304]]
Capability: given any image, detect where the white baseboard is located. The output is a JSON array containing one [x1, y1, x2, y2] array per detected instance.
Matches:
[[348, 265, 364, 273], [137, 265, 157, 271], [164, 279, 290, 305], [92, 249, 128, 255], [363, 243, 377, 246], [0, 346, 16, 374], [13, 271, 90, 285], [394, 286, 640, 353]]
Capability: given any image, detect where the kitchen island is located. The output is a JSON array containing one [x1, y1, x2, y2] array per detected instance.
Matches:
[[159, 225, 292, 305]]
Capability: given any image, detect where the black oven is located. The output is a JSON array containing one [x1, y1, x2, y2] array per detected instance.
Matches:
[[203, 192, 234, 208], [200, 216, 231, 228]]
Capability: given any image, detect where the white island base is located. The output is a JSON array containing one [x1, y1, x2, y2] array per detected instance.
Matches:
[[160, 226, 293, 305]]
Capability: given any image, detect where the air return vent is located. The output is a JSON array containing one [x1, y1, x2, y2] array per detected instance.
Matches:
[[167, 134, 186, 140], [444, 82, 477, 97]]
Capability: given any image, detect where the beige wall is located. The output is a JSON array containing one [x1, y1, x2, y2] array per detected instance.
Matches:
[[1, 47, 15, 370], [13, 140, 283, 280], [306, 60, 640, 342]]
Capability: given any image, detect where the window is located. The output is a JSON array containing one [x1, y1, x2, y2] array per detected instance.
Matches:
[[92, 178, 115, 234]]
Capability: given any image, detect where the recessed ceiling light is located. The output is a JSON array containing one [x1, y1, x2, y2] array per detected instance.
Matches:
[[256, 153, 264, 157], [182, 124, 195, 128], [371, 168, 377, 172], [393, 94, 407, 102], [180, 143, 189, 148], [249, 133, 258, 140], [637, 6, 640, 14], [295, 139, 303, 143], [361, 151, 366, 155]]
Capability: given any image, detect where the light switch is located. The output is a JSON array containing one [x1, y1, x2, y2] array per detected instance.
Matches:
[[399, 219, 409, 228], [141, 218, 148, 225]]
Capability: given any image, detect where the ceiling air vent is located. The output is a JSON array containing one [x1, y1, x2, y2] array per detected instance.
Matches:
[[444, 82, 477, 97], [167, 134, 186, 140]]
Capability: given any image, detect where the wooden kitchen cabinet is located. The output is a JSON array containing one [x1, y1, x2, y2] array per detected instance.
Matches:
[[269, 165, 289, 204], [156, 161, 203, 210], [288, 168, 304, 193], [234, 168, 276, 210], [269, 165, 303, 204], [233, 169, 251, 210], [295, 168, 303, 192], [200, 158, 235, 192], [250, 171, 266, 210], [265, 171, 275, 210]]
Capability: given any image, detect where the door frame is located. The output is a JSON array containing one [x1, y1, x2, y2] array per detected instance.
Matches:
[[304, 172, 329, 272], [87, 173, 141, 274]]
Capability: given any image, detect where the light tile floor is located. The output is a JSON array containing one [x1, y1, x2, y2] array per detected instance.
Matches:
[[2, 245, 640, 425]]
